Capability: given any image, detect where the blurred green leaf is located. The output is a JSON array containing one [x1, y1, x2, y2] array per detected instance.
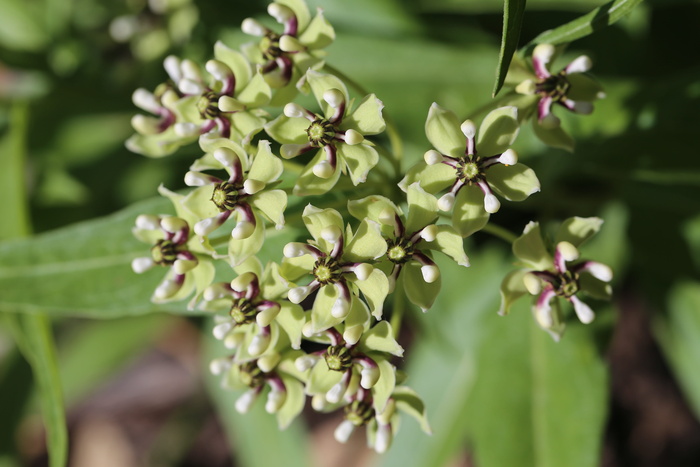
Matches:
[[58, 315, 172, 404], [378, 248, 510, 467], [202, 319, 314, 467], [526, 0, 644, 48], [465, 301, 608, 467], [0, 196, 188, 318], [655, 281, 700, 419], [0, 0, 50, 51], [493, 0, 527, 97]]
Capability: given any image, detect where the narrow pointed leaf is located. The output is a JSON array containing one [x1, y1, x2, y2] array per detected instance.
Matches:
[[492, 0, 527, 97]]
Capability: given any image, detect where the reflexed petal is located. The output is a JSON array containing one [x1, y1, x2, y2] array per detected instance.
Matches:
[[405, 183, 439, 233], [513, 221, 552, 269], [342, 94, 386, 135], [214, 41, 252, 90], [345, 219, 387, 262], [305, 70, 349, 117], [251, 189, 287, 228], [228, 211, 265, 265], [498, 269, 529, 315], [276, 376, 305, 429], [298, 8, 335, 49], [488, 163, 541, 202], [354, 269, 390, 319], [399, 161, 454, 195], [567, 73, 604, 102], [532, 120, 574, 152], [393, 386, 432, 434], [293, 149, 342, 196], [451, 185, 490, 237], [338, 142, 379, 185], [264, 114, 309, 144], [237, 72, 272, 108], [359, 321, 403, 356], [428, 225, 470, 266], [310, 285, 345, 333], [476, 106, 520, 156], [402, 262, 441, 312], [425, 103, 465, 159], [347, 195, 400, 226], [555, 216, 603, 248], [248, 138, 283, 183], [302, 204, 345, 250]]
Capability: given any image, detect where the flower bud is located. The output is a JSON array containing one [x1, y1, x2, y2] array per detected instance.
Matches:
[[218, 96, 245, 113], [241, 18, 266, 36]]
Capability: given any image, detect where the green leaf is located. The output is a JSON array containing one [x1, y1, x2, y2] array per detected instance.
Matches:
[[492, 0, 527, 97], [0, 196, 220, 317], [655, 282, 700, 419], [465, 303, 608, 467], [203, 322, 312, 467], [526, 0, 644, 47]]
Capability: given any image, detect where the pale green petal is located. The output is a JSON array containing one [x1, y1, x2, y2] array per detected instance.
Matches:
[[277, 350, 310, 382], [513, 221, 552, 269], [125, 130, 193, 158], [307, 359, 343, 395], [370, 356, 396, 413], [264, 114, 309, 145], [488, 163, 540, 202], [298, 9, 335, 50], [214, 41, 252, 90], [342, 94, 386, 135], [532, 120, 574, 152], [248, 140, 284, 184], [276, 302, 306, 350], [302, 204, 344, 250], [228, 212, 265, 266], [354, 269, 389, 319], [311, 284, 344, 332], [399, 161, 454, 195], [428, 225, 469, 266], [402, 262, 441, 312], [344, 294, 371, 333], [347, 195, 400, 225], [236, 323, 280, 362], [339, 143, 379, 185], [278, 0, 311, 31], [189, 151, 222, 172], [276, 375, 306, 429], [232, 256, 263, 277], [405, 183, 438, 233], [555, 217, 603, 248], [237, 72, 272, 108], [306, 70, 349, 117], [580, 273, 612, 300], [498, 269, 528, 315], [360, 321, 403, 356], [452, 185, 490, 238], [181, 185, 219, 222], [567, 73, 604, 102], [198, 135, 249, 171], [157, 185, 196, 226], [504, 54, 536, 87], [425, 103, 465, 159], [280, 255, 315, 282], [477, 106, 520, 156], [392, 386, 432, 434], [171, 95, 202, 123], [345, 219, 387, 262], [293, 150, 342, 196], [251, 190, 287, 228], [260, 262, 290, 299]]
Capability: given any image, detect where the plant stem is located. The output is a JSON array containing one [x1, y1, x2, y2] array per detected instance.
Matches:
[[482, 222, 518, 244]]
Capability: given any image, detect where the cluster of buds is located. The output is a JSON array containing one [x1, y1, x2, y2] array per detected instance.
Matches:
[[127, 0, 612, 453]]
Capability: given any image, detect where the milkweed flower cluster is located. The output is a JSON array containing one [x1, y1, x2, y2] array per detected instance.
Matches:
[[128, 0, 612, 453]]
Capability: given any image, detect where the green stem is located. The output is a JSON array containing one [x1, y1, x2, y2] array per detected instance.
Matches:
[[482, 222, 518, 244], [390, 277, 406, 339], [322, 63, 403, 176]]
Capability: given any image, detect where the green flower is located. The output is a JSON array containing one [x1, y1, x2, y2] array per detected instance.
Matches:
[[180, 136, 287, 265], [499, 217, 613, 340], [131, 212, 214, 308], [298, 322, 402, 409], [348, 183, 470, 311], [127, 42, 271, 157], [265, 70, 385, 196], [210, 352, 308, 429], [401, 103, 540, 237], [280, 205, 389, 333], [241, 0, 335, 89], [505, 44, 605, 151]]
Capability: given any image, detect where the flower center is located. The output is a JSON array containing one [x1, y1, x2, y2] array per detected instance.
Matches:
[[457, 157, 484, 183], [313, 256, 343, 285], [151, 239, 178, 266], [344, 400, 375, 426], [239, 362, 265, 388], [324, 345, 353, 372], [197, 91, 221, 119], [230, 298, 257, 325], [537, 72, 570, 102], [555, 270, 580, 298], [211, 181, 244, 212], [306, 118, 336, 148], [260, 32, 283, 60], [386, 238, 414, 264]]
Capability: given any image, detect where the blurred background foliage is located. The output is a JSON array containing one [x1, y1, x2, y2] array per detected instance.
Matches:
[[1, 0, 700, 466]]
